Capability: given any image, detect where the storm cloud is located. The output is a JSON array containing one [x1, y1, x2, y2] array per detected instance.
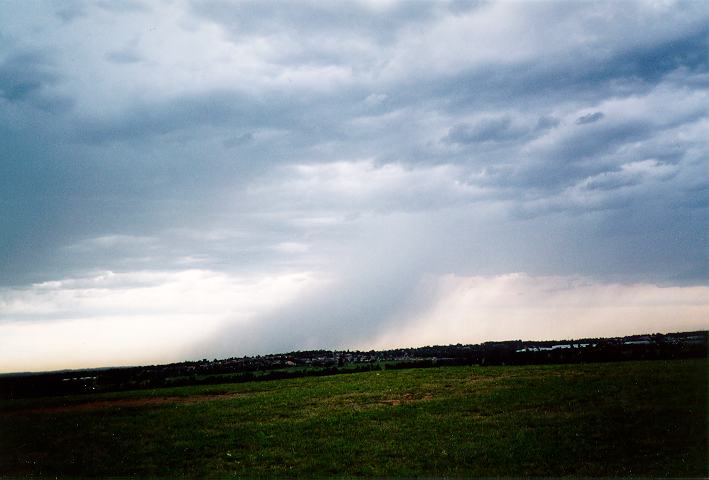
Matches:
[[0, 0, 707, 372]]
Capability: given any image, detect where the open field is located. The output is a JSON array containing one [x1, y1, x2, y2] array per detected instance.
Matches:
[[1, 359, 706, 477]]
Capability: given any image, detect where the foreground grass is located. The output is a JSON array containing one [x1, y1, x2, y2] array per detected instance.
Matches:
[[0, 359, 706, 477]]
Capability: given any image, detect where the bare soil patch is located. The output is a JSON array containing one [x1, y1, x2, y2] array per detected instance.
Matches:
[[378, 392, 434, 406], [6, 392, 245, 415]]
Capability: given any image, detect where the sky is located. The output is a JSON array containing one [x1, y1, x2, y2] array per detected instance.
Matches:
[[0, 0, 708, 373]]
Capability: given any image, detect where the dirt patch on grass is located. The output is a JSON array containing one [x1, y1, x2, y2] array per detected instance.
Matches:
[[6, 392, 246, 415], [378, 393, 434, 406], [315, 392, 435, 410]]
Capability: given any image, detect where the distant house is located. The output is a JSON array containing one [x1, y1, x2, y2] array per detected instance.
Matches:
[[516, 343, 596, 353]]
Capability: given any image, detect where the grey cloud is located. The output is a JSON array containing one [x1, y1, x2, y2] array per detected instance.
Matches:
[[505, 109, 704, 192], [105, 49, 142, 64], [223, 132, 254, 148], [445, 117, 515, 144], [55, 1, 87, 22], [69, 85, 375, 147], [444, 115, 558, 145], [73, 90, 286, 144], [95, 0, 149, 14], [191, 0, 446, 45], [53, 0, 146, 24], [536, 115, 560, 130], [422, 24, 709, 119], [581, 171, 642, 191], [552, 121, 649, 162], [612, 25, 709, 82], [576, 112, 604, 125]]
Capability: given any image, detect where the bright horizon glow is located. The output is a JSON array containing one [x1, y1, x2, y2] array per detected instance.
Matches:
[[1, 270, 707, 373]]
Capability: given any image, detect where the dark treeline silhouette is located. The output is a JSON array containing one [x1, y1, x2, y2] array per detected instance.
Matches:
[[0, 331, 705, 399]]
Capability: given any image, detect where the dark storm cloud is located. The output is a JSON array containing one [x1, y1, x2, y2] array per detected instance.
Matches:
[[0, 0, 707, 366]]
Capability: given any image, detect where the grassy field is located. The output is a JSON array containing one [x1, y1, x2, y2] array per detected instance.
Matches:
[[0, 359, 706, 477]]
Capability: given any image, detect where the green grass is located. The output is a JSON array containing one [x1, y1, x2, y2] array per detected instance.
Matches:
[[1, 359, 706, 477]]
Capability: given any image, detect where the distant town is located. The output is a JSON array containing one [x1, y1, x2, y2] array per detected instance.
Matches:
[[1, 330, 705, 399]]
